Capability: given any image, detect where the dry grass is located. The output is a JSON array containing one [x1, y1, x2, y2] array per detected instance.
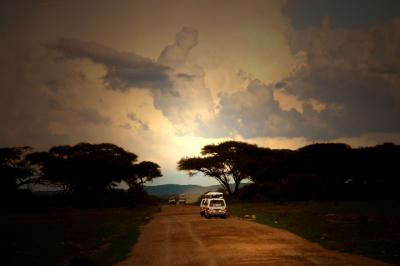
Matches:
[[0, 206, 157, 266], [229, 200, 400, 265]]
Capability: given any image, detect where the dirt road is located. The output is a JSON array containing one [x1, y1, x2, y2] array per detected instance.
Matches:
[[116, 205, 387, 266]]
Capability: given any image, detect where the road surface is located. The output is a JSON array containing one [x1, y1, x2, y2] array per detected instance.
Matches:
[[116, 205, 387, 266]]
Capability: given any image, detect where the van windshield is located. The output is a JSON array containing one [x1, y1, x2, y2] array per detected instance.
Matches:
[[209, 200, 225, 207]]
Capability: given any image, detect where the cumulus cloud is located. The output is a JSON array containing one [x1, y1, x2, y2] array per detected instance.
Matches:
[[46, 28, 214, 135], [283, 17, 400, 138], [197, 80, 278, 137], [47, 38, 173, 91], [158, 27, 198, 68], [198, 17, 400, 141], [197, 79, 319, 139], [152, 27, 215, 135], [47, 20, 392, 141], [3, 0, 400, 150]]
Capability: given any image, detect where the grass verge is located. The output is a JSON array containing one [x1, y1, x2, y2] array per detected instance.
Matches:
[[229, 201, 400, 265], [0, 206, 158, 266]]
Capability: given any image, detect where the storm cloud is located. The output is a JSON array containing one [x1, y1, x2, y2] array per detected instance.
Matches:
[[2, 0, 400, 186], [284, 17, 400, 138], [198, 17, 400, 140], [197, 80, 303, 138], [284, 0, 400, 30], [47, 38, 173, 91], [46, 29, 214, 135]]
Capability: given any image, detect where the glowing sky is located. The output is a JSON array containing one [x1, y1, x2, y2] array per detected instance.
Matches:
[[1, 0, 400, 186]]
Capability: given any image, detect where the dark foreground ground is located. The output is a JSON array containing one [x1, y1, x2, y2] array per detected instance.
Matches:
[[229, 201, 400, 265], [0, 206, 157, 266], [117, 204, 387, 266], [2, 201, 398, 266]]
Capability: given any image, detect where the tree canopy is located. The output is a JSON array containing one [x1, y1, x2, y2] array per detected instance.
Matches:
[[27, 143, 137, 194], [178, 141, 400, 200], [0, 146, 36, 194], [178, 141, 260, 195], [126, 161, 162, 189], [27, 143, 162, 195]]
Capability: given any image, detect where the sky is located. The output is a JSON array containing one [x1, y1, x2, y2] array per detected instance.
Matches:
[[1, 0, 400, 186]]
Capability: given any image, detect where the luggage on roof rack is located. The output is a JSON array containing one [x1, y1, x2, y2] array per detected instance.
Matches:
[[203, 191, 224, 199]]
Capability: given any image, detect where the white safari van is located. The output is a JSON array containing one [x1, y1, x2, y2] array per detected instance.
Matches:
[[204, 198, 227, 218], [200, 192, 227, 218]]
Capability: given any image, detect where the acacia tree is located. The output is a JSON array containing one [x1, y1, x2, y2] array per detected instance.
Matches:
[[177, 141, 260, 196], [0, 146, 36, 194], [125, 161, 162, 190], [28, 143, 139, 194], [28, 143, 163, 195]]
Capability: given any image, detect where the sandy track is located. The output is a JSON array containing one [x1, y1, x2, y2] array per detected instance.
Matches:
[[116, 205, 387, 266]]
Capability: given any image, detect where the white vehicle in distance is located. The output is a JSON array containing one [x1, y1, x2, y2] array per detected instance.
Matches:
[[178, 194, 186, 204], [204, 198, 227, 219], [168, 196, 176, 204]]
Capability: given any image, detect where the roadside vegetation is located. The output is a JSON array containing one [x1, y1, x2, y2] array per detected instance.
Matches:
[[1, 143, 162, 199], [0, 142, 163, 265], [180, 140, 400, 264], [179, 141, 400, 201], [229, 201, 400, 265], [0, 206, 158, 266], [2, 140, 400, 264]]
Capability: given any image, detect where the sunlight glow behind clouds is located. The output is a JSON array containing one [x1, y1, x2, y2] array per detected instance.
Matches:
[[1, 0, 400, 185]]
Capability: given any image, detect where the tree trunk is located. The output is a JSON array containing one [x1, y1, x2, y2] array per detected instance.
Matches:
[[233, 180, 240, 196], [219, 180, 232, 196]]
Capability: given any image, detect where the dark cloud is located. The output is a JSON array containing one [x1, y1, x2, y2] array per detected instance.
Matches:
[[200, 17, 400, 141], [127, 113, 149, 131], [284, 0, 400, 30], [46, 38, 173, 91], [278, 71, 400, 139], [197, 80, 308, 139], [46, 28, 211, 136], [175, 72, 195, 81], [286, 17, 400, 104]]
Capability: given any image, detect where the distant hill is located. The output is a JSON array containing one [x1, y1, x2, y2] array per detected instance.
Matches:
[[144, 184, 204, 196], [144, 183, 248, 203]]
